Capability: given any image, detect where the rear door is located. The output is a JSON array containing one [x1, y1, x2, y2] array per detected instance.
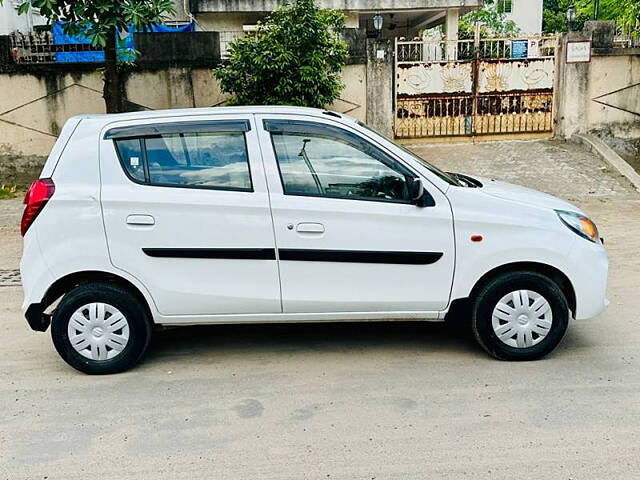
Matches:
[[256, 115, 455, 314], [99, 114, 281, 317]]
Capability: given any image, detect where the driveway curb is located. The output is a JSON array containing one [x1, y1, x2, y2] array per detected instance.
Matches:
[[573, 134, 640, 193]]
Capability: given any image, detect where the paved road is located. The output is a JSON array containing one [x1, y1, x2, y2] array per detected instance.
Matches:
[[1, 139, 639, 479]]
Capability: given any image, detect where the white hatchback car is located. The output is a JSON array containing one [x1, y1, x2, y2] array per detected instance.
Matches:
[[20, 107, 608, 374]]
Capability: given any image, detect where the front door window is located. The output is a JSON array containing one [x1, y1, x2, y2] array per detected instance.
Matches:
[[265, 120, 414, 203]]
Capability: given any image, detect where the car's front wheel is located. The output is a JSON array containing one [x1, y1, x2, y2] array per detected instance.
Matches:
[[471, 271, 570, 361], [51, 283, 152, 374]]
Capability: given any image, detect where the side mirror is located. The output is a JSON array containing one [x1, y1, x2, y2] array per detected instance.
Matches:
[[408, 177, 435, 208], [409, 177, 424, 201]]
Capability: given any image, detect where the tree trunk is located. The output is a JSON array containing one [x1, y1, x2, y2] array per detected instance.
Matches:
[[103, 26, 121, 113]]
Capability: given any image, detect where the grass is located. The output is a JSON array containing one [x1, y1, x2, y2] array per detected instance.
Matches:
[[0, 184, 18, 200]]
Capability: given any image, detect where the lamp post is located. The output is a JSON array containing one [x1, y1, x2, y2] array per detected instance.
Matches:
[[373, 13, 384, 40], [593, 0, 600, 20], [567, 5, 576, 33]]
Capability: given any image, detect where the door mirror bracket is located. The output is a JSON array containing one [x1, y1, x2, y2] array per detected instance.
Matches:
[[409, 178, 435, 207]]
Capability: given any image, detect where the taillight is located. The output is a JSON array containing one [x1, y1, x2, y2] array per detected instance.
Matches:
[[21, 178, 55, 236]]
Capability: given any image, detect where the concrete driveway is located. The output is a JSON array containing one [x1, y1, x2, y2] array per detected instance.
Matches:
[[1, 139, 639, 479]]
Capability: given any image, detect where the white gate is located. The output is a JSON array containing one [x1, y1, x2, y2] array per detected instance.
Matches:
[[394, 36, 558, 139]]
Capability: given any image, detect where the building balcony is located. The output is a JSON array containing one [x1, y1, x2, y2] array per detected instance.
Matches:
[[189, 0, 482, 13], [189, 1, 481, 40]]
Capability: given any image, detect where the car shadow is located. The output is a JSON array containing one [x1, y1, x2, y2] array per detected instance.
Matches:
[[144, 318, 482, 365]]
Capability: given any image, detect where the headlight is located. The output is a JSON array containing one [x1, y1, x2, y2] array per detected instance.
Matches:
[[556, 210, 600, 243]]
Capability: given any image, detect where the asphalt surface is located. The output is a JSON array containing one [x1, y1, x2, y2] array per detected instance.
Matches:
[[1, 139, 639, 479]]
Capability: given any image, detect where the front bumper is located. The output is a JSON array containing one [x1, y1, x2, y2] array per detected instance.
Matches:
[[568, 238, 609, 320], [25, 303, 51, 332]]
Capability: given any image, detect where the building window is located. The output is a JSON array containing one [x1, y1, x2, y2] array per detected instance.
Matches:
[[497, 0, 513, 14]]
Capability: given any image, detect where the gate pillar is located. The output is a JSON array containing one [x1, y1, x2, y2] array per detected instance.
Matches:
[[366, 38, 394, 139]]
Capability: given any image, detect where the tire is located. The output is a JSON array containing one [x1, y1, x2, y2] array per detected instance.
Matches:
[[471, 271, 569, 361], [51, 283, 152, 374]]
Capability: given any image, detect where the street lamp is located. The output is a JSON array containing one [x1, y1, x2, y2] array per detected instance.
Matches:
[[567, 5, 576, 32], [373, 13, 384, 40]]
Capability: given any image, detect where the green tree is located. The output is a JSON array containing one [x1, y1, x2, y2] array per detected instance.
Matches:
[[214, 0, 348, 108], [542, 0, 589, 33], [15, 0, 175, 113], [459, 0, 520, 39], [544, 0, 639, 34], [576, 0, 639, 33]]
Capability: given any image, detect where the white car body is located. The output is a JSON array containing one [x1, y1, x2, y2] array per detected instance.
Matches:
[[20, 106, 608, 333]]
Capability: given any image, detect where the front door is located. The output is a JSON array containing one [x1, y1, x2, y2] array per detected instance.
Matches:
[[99, 114, 281, 317], [256, 115, 455, 314]]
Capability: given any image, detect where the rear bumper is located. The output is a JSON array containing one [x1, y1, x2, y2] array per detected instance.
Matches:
[[20, 229, 55, 322]]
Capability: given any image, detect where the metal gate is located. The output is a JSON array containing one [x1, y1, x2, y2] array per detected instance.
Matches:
[[394, 36, 558, 139]]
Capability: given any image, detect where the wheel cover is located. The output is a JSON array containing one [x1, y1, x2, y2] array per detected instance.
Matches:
[[491, 290, 553, 349], [67, 303, 130, 361]]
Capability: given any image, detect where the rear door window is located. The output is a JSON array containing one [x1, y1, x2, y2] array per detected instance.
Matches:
[[110, 121, 253, 192]]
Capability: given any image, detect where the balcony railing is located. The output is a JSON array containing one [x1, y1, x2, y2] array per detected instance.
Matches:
[[396, 36, 558, 64], [613, 34, 640, 49], [219, 31, 247, 59], [3, 31, 221, 67], [9, 31, 102, 64]]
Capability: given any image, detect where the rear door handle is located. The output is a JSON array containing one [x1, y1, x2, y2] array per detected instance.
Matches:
[[127, 214, 155, 226], [296, 222, 325, 234]]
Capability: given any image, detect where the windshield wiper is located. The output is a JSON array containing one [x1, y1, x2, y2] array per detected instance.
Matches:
[[447, 172, 482, 188], [299, 139, 325, 195], [447, 172, 467, 187]]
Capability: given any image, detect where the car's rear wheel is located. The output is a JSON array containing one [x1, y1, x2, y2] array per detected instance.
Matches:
[[51, 283, 152, 374], [471, 271, 569, 361]]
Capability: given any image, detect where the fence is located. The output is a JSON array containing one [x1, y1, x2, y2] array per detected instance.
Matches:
[[4, 26, 369, 67], [4, 31, 220, 67], [395, 93, 554, 138]]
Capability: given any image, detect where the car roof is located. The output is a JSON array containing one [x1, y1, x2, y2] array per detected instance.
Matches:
[[74, 106, 356, 126]]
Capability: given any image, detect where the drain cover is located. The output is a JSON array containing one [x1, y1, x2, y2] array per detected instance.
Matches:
[[0, 270, 21, 286]]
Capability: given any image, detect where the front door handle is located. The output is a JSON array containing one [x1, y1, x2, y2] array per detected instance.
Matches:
[[127, 214, 155, 226], [296, 222, 325, 234]]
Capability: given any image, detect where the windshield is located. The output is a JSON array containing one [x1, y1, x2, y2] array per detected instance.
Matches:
[[356, 121, 459, 186]]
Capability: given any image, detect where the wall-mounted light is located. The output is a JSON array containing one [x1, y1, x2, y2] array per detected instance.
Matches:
[[567, 5, 576, 32], [373, 13, 384, 40]]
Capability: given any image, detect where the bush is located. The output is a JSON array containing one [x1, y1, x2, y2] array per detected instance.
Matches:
[[0, 185, 17, 200], [214, 0, 349, 108]]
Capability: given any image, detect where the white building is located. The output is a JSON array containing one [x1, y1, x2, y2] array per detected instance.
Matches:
[[175, 0, 483, 57], [181, 1, 482, 38], [0, 0, 45, 35], [497, 0, 543, 34]]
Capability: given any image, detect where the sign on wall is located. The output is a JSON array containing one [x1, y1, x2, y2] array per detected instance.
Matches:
[[527, 39, 540, 58], [511, 39, 544, 59], [566, 41, 592, 64], [511, 40, 528, 59]]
